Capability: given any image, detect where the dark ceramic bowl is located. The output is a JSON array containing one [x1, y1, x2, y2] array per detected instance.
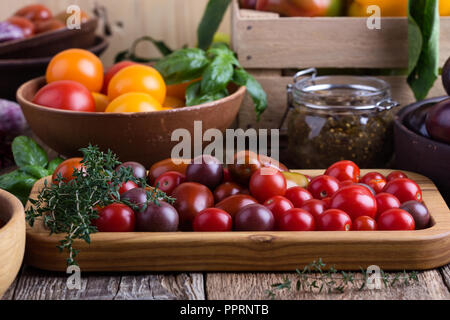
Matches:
[[17, 78, 246, 167], [0, 19, 98, 59], [0, 35, 108, 101], [394, 96, 450, 202]]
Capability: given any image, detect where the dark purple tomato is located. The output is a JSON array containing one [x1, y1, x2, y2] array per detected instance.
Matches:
[[135, 201, 179, 232], [235, 204, 275, 231], [213, 182, 246, 203], [120, 188, 148, 212], [116, 161, 147, 180], [425, 98, 450, 144], [186, 155, 223, 189], [400, 200, 430, 230]]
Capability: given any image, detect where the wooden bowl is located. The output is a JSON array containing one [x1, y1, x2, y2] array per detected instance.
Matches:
[[0, 19, 98, 59], [17, 78, 246, 167], [0, 189, 25, 298], [0, 35, 108, 101], [394, 96, 450, 202]]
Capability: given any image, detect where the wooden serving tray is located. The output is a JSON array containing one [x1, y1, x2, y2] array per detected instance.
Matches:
[[25, 170, 450, 272]]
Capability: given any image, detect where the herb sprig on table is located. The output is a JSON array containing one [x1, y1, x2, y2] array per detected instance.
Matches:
[[266, 259, 419, 299], [25, 145, 172, 266]]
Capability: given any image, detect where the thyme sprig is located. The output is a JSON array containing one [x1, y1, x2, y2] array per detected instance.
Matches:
[[25, 145, 173, 266], [266, 258, 419, 299]]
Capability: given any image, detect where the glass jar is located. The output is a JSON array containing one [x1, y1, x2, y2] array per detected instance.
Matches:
[[284, 68, 400, 169]]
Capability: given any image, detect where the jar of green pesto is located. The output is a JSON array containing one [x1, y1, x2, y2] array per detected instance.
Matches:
[[283, 68, 400, 169]]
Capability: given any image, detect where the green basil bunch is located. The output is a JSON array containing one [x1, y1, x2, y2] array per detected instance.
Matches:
[[155, 44, 267, 120], [0, 136, 63, 204]]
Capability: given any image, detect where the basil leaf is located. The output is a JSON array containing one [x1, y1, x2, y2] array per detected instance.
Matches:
[[186, 81, 228, 106], [19, 165, 50, 179], [47, 157, 64, 173], [197, 0, 231, 50], [233, 68, 267, 121], [0, 170, 37, 205], [201, 53, 234, 93], [12, 136, 48, 168], [407, 0, 440, 101], [208, 44, 240, 67], [154, 48, 209, 85]]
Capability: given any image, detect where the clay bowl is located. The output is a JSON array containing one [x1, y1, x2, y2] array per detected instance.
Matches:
[[394, 96, 450, 202], [0, 189, 25, 298], [17, 78, 246, 167], [0, 18, 98, 59], [0, 35, 108, 101]]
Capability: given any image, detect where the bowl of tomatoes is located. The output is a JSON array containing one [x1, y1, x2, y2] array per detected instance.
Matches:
[[16, 49, 246, 167]]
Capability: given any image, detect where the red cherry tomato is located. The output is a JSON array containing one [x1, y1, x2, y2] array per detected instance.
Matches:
[[213, 182, 246, 203], [96, 203, 135, 232], [15, 4, 52, 22], [33, 80, 95, 112], [352, 216, 377, 231], [307, 175, 340, 199], [118, 181, 138, 195], [300, 199, 327, 221], [102, 61, 136, 94], [382, 178, 422, 203], [215, 194, 258, 218], [278, 208, 316, 231], [7, 16, 35, 37], [375, 193, 401, 218], [322, 197, 331, 208], [193, 208, 232, 232], [325, 160, 360, 182], [154, 171, 186, 196], [360, 172, 386, 194], [339, 180, 354, 188], [249, 167, 287, 202], [386, 171, 408, 182], [377, 209, 415, 231], [263, 195, 294, 224], [285, 186, 313, 208], [317, 209, 352, 231], [223, 167, 232, 183], [52, 157, 85, 184], [330, 185, 377, 220]]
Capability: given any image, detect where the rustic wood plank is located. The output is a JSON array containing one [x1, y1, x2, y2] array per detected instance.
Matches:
[[232, 0, 450, 69], [11, 265, 205, 300], [114, 273, 205, 300], [0, 267, 22, 300], [206, 270, 450, 300], [238, 75, 447, 130], [439, 264, 450, 291]]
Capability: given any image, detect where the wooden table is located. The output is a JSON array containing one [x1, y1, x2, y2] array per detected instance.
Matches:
[[1, 138, 449, 300]]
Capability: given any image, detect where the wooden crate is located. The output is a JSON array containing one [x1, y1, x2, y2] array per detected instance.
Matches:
[[231, 0, 449, 129], [25, 171, 450, 271]]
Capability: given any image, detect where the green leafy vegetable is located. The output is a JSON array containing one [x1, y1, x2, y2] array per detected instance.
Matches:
[[201, 53, 235, 93], [408, 0, 440, 101], [197, 0, 231, 50], [186, 81, 228, 106], [154, 48, 210, 85], [11, 136, 48, 168], [233, 68, 267, 120]]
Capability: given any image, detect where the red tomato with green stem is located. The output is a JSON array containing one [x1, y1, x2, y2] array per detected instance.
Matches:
[[154, 171, 186, 196], [278, 208, 316, 231], [375, 193, 401, 218], [263, 196, 294, 224], [352, 216, 377, 231], [330, 185, 377, 220], [382, 178, 422, 203], [325, 160, 360, 183], [193, 208, 232, 232], [33, 80, 95, 112], [317, 209, 352, 231], [285, 186, 313, 208], [96, 203, 135, 232], [249, 167, 287, 202], [307, 175, 340, 199], [360, 172, 386, 194], [377, 209, 415, 231]]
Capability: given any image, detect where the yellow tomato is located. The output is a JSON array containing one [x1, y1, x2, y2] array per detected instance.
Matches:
[[350, 0, 407, 17], [163, 96, 185, 108], [105, 92, 163, 113], [46, 49, 104, 92], [92, 92, 109, 112], [107, 65, 166, 104], [441, 1, 450, 16]]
